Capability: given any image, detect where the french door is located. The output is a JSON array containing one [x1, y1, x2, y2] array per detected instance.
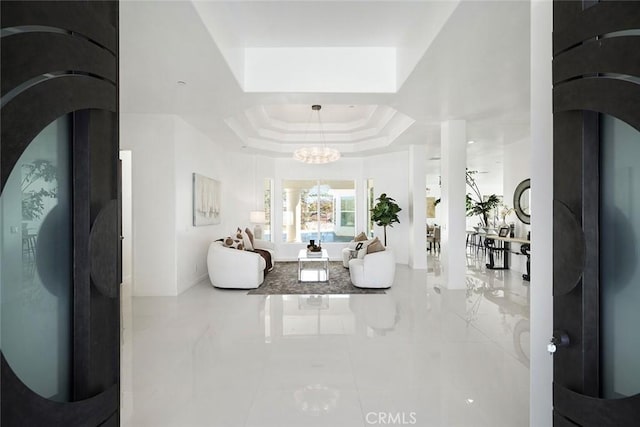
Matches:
[[1, 1, 120, 425], [552, 1, 640, 425]]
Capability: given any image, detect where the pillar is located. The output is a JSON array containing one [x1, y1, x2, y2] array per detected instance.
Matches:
[[409, 145, 427, 269], [440, 120, 467, 289]]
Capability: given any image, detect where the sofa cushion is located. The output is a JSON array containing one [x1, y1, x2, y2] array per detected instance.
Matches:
[[356, 238, 376, 259], [235, 227, 253, 251], [367, 237, 385, 254], [223, 236, 244, 250], [354, 232, 368, 242], [245, 227, 255, 247]]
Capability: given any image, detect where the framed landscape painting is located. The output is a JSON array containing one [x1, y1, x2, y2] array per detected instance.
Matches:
[[193, 173, 221, 226]]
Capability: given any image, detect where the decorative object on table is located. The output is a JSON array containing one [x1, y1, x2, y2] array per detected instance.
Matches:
[[509, 223, 515, 238], [249, 210, 265, 239], [193, 173, 221, 226], [513, 178, 531, 224], [499, 204, 515, 226], [465, 170, 501, 227], [498, 226, 510, 237], [292, 105, 341, 164], [306, 239, 322, 256], [247, 262, 385, 295], [370, 193, 402, 246]]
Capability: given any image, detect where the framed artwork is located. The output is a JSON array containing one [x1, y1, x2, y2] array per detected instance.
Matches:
[[193, 173, 220, 226], [426, 196, 436, 218], [498, 226, 510, 237]]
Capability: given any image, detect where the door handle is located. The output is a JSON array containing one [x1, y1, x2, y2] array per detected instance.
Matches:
[[547, 330, 570, 354]]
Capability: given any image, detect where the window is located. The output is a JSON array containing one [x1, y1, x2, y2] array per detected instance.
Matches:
[[262, 178, 272, 241], [340, 196, 355, 227], [282, 180, 356, 243], [366, 179, 375, 238]]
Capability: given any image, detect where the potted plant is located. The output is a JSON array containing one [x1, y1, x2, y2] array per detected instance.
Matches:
[[465, 170, 501, 227], [370, 193, 401, 246]]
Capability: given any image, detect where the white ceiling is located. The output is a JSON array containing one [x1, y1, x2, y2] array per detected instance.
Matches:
[[120, 0, 531, 173], [193, 1, 451, 47]]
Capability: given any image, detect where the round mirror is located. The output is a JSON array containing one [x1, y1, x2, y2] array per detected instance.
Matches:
[[513, 178, 531, 224]]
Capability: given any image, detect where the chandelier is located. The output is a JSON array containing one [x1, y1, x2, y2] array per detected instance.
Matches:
[[293, 105, 341, 164]]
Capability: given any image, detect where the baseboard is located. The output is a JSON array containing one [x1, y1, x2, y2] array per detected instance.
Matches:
[[179, 273, 209, 295]]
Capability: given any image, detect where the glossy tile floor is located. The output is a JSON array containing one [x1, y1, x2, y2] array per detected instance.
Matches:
[[121, 252, 530, 426]]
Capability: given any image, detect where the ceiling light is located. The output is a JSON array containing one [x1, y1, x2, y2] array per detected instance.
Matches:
[[467, 140, 475, 145], [293, 105, 341, 164]]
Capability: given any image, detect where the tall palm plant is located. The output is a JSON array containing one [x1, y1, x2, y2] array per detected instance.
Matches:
[[370, 193, 401, 245], [466, 170, 500, 226]]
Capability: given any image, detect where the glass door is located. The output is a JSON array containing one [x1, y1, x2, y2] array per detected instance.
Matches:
[[600, 114, 640, 399], [1, 115, 73, 402]]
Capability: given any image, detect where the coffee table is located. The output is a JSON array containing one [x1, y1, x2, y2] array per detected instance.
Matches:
[[297, 249, 329, 282]]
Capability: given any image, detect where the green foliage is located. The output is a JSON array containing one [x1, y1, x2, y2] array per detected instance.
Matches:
[[465, 170, 500, 226], [370, 193, 401, 245], [21, 160, 57, 221]]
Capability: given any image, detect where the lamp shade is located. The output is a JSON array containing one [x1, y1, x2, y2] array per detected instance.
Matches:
[[250, 211, 266, 223]]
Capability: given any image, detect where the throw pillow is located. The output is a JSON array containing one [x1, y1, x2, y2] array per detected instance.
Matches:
[[354, 232, 368, 242], [223, 236, 244, 250], [245, 227, 255, 248], [356, 238, 376, 259], [366, 237, 385, 254], [235, 227, 253, 251]]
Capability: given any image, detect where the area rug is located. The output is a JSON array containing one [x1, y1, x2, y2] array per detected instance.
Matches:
[[247, 262, 385, 295]]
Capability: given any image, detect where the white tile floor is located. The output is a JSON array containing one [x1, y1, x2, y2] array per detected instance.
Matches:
[[122, 252, 530, 426]]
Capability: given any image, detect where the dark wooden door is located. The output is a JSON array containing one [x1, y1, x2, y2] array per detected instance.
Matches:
[[1, 1, 120, 425], [552, 1, 640, 426]]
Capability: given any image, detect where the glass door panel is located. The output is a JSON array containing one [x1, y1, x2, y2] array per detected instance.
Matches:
[[600, 113, 640, 398], [0, 115, 73, 401]]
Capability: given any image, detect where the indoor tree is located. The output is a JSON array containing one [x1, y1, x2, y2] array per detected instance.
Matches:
[[466, 170, 500, 227], [370, 193, 401, 246]]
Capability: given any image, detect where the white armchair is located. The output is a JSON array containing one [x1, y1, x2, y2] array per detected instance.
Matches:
[[207, 240, 275, 289], [348, 250, 396, 289]]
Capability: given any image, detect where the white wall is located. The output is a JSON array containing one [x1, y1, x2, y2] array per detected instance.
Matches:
[[503, 137, 531, 238], [173, 117, 254, 295], [121, 114, 255, 296], [120, 114, 177, 296], [363, 151, 411, 264], [503, 137, 532, 275]]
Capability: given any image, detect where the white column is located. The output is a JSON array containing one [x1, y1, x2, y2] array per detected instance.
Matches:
[[530, 1, 553, 425], [409, 145, 427, 269], [284, 188, 300, 243], [440, 120, 467, 289]]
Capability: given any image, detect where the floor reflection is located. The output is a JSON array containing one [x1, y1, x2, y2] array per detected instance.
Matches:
[[262, 294, 399, 341], [124, 252, 530, 427]]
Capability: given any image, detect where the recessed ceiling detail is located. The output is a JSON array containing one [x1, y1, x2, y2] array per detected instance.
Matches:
[[225, 104, 415, 156]]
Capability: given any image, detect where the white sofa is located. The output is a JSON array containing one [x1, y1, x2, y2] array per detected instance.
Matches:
[[348, 250, 395, 289], [207, 240, 275, 289], [342, 247, 355, 268]]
